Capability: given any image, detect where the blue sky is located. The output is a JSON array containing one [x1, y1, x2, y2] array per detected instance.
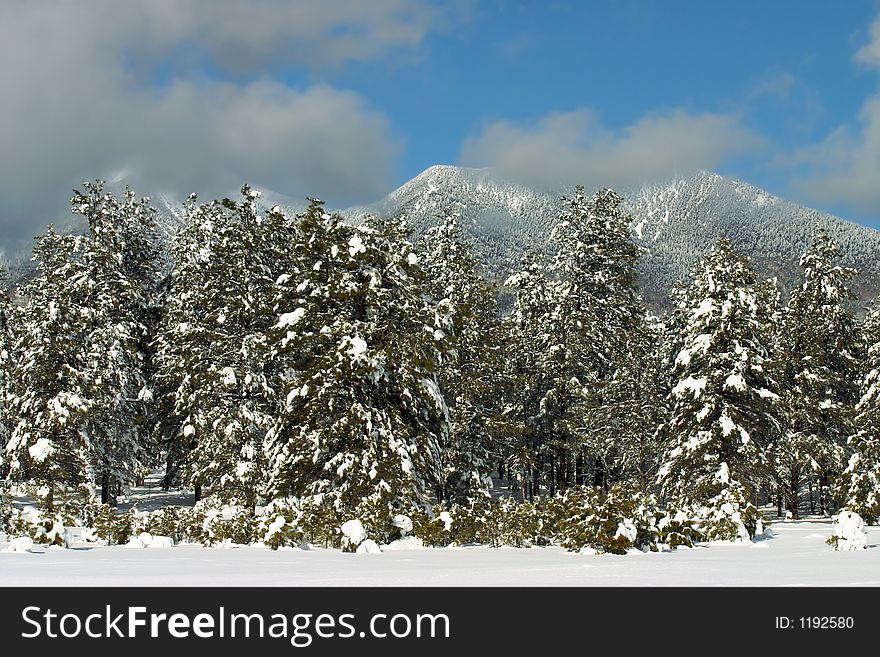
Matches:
[[2, 0, 880, 254], [349, 1, 877, 180]]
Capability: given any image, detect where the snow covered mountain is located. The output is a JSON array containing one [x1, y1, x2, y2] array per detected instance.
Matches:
[[342, 166, 880, 309], [625, 172, 880, 307], [8, 166, 880, 310], [343, 166, 558, 277]]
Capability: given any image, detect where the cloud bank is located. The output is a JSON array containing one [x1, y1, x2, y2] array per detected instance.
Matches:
[[0, 1, 451, 254], [459, 108, 758, 191], [789, 12, 880, 217]]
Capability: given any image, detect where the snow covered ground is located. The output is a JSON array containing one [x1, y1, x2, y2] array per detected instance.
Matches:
[[2, 519, 879, 587], [3, 475, 878, 586]]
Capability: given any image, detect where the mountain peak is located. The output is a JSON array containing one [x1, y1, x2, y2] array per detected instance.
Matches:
[[344, 166, 880, 308], [12, 166, 879, 311]]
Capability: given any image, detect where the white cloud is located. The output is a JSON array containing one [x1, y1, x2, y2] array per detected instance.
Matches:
[[6, 0, 448, 74], [748, 72, 798, 102], [855, 14, 880, 68], [785, 12, 880, 214], [0, 0, 454, 252], [790, 94, 880, 214], [459, 108, 759, 190]]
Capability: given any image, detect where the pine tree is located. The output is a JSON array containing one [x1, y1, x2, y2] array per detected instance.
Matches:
[[3, 229, 94, 509], [658, 238, 778, 512], [500, 189, 646, 498], [154, 187, 286, 506], [583, 315, 668, 493], [774, 226, 860, 517], [70, 182, 161, 503], [0, 269, 11, 480], [264, 202, 449, 542], [549, 187, 643, 373], [840, 299, 880, 523], [419, 210, 507, 503], [502, 246, 554, 500], [540, 187, 644, 491]]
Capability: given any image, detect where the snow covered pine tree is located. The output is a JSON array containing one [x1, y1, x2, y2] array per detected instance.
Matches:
[[774, 226, 860, 517], [658, 238, 777, 539], [509, 187, 647, 494], [0, 268, 11, 480], [420, 210, 508, 503], [503, 246, 553, 500], [155, 187, 288, 507], [70, 182, 161, 504], [841, 298, 880, 523], [264, 201, 450, 545], [3, 229, 94, 510]]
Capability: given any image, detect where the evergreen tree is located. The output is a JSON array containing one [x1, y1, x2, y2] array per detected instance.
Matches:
[[155, 187, 287, 506], [658, 239, 778, 511], [70, 182, 161, 503], [3, 229, 94, 508], [840, 299, 880, 523], [774, 226, 860, 517], [0, 269, 11, 480], [541, 187, 644, 490], [419, 211, 507, 503], [501, 188, 646, 498], [549, 187, 643, 374], [265, 202, 449, 541], [583, 315, 668, 493], [502, 246, 554, 500]]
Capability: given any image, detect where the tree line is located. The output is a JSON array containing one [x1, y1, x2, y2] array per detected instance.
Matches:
[[1, 181, 879, 541]]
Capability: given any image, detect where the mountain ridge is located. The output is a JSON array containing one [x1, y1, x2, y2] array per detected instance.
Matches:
[[340, 165, 880, 308], [7, 166, 880, 310]]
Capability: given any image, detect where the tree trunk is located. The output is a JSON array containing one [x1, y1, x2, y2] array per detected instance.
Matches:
[[101, 472, 110, 505], [557, 454, 568, 494], [162, 454, 174, 491], [785, 464, 800, 519], [194, 484, 202, 504], [593, 457, 606, 489], [818, 475, 828, 516]]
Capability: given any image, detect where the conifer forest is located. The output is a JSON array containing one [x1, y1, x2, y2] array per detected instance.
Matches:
[[2, 180, 879, 556]]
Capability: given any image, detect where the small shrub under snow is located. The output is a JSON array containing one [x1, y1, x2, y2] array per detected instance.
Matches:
[[4, 536, 35, 553], [341, 519, 366, 551], [356, 539, 382, 553], [827, 510, 868, 551], [545, 484, 659, 554]]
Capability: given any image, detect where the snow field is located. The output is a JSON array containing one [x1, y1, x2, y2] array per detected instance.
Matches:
[[2, 518, 879, 587]]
